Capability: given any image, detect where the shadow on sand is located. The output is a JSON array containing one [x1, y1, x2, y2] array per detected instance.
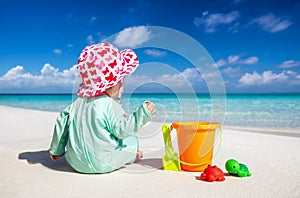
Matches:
[[137, 158, 163, 170], [18, 150, 163, 173], [18, 150, 75, 173]]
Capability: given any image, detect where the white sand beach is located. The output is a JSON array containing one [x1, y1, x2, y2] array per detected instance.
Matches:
[[0, 105, 300, 197]]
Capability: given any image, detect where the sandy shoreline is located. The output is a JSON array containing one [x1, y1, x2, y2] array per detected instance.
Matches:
[[1, 105, 300, 197]]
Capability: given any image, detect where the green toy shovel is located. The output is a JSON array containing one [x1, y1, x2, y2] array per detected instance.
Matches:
[[162, 124, 181, 171]]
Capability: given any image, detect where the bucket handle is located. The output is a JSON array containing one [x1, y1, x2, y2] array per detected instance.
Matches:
[[162, 124, 223, 167]]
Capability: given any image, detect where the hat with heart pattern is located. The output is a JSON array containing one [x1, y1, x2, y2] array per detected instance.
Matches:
[[77, 42, 139, 97]]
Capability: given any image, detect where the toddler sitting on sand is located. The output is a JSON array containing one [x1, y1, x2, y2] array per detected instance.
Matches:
[[49, 42, 156, 173]]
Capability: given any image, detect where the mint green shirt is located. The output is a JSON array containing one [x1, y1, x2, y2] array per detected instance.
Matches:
[[49, 96, 152, 173]]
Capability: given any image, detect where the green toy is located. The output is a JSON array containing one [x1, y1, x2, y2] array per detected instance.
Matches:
[[225, 159, 251, 177], [161, 124, 181, 171]]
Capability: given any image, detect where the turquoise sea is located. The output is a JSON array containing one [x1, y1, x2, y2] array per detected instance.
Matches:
[[0, 93, 299, 135]]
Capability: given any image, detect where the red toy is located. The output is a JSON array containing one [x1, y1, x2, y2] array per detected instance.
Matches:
[[200, 165, 225, 182]]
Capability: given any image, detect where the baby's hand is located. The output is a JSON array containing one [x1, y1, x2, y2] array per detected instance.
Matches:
[[145, 102, 156, 115], [50, 154, 63, 162]]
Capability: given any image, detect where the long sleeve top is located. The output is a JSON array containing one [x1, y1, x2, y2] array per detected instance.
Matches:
[[49, 96, 152, 173]]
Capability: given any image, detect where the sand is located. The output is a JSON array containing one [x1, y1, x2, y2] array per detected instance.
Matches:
[[0, 105, 300, 197]]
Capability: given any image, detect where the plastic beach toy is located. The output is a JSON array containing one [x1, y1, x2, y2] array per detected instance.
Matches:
[[200, 165, 225, 182], [162, 124, 181, 171], [225, 159, 251, 177], [161, 122, 221, 172]]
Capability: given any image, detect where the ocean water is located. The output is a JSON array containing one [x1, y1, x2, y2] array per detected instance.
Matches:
[[0, 93, 299, 134]]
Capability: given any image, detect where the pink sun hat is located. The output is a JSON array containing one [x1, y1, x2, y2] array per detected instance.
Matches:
[[77, 42, 139, 97]]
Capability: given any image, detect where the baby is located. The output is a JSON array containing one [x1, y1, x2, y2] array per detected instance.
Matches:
[[49, 42, 155, 173]]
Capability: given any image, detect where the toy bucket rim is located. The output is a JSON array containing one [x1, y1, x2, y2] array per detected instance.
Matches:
[[172, 122, 220, 132]]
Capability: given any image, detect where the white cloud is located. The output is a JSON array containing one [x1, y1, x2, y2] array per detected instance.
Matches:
[[1, 66, 31, 81], [86, 33, 107, 45], [53, 49, 62, 55], [238, 70, 299, 86], [144, 49, 167, 57], [227, 55, 239, 64], [216, 55, 258, 67], [228, 22, 239, 33], [222, 67, 240, 77], [97, 32, 107, 42], [0, 64, 205, 93], [278, 60, 300, 68], [90, 16, 97, 23], [215, 59, 227, 67], [113, 26, 151, 48], [250, 13, 292, 33], [156, 68, 203, 85], [87, 35, 95, 45], [194, 11, 239, 32], [240, 56, 259, 65], [125, 67, 203, 92], [0, 64, 78, 92], [178, 68, 203, 83]]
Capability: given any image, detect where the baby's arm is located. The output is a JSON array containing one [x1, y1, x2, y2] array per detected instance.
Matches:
[[49, 107, 70, 160], [107, 100, 155, 139]]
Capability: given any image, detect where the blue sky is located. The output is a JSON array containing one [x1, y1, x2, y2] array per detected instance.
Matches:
[[0, 0, 299, 93]]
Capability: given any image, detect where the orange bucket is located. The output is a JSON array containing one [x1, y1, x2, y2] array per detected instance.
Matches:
[[172, 122, 220, 172]]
